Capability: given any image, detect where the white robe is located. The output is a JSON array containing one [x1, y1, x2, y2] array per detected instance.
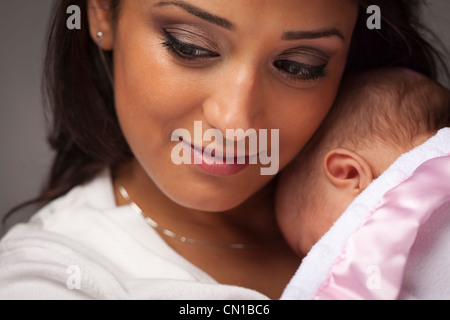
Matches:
[[0, 169, 268, 300]]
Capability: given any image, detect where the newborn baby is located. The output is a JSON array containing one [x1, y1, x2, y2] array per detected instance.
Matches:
[[276, 67, 450, 258]]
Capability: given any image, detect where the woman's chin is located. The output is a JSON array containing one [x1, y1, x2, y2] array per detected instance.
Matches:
[[161, 185, 253, 213], [146, 161, 272, 212]]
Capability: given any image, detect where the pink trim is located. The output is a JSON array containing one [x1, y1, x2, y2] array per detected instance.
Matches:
[[313, 155, 450, 300]]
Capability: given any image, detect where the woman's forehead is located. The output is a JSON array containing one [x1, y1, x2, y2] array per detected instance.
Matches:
[[128, 0, 358, 36]]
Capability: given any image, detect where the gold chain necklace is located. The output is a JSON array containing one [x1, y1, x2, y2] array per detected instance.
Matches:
[[116, 181, 282, 250]]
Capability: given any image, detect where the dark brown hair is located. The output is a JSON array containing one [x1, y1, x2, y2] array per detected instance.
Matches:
[[3, 0, 449, 224], [41, 0, 129, 202]]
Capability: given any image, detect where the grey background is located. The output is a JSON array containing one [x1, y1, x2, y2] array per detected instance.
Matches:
[[1, 0, 450, 236]]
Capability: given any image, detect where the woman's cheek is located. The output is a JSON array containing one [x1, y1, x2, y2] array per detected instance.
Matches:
[[115, 51, 192, 122], [283, 61, 347, 162], [272, 88, 338, 171]]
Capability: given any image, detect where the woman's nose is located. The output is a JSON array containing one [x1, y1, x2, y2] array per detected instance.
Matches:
[[202, 63, 264, 138]]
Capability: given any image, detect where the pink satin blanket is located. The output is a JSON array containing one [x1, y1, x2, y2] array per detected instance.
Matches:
[[313, 155, 450, 299]]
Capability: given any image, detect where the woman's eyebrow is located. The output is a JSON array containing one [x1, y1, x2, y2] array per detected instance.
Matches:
[[282, 29, 345, 41], [153, 0, 235, 31], [153, 1, 345, 42]]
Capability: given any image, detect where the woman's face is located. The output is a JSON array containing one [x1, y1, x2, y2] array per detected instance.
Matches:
[[103, 0, 358, 211]]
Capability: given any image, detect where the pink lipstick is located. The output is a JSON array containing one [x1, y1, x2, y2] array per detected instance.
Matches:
[[180, 139, 250, 176]]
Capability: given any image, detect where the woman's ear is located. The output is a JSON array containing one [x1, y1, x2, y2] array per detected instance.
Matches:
[[87, 0, 115, 50], [323, 148, 374, 194]]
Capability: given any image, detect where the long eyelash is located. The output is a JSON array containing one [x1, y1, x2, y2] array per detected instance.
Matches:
[[288, 71, 326, 83], [160, 29, 219, 61], [160, 37, 197, 61], [274, 60, 327, 83], [161, 38, 187, 58], [294, 65, 326, 81]]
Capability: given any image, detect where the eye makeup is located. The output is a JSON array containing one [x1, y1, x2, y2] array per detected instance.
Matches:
[[272, 46, 329, 83], [273, 60, 327, 83], [156, 18, 332, 85], [161, 28, 221, 61]]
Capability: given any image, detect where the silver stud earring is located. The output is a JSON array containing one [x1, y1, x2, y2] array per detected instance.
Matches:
[[96, 31, 103, 45], [95, 31, 114, 87]]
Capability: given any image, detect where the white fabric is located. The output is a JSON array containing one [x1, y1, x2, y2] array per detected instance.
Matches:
[[0, 169, 269, 300], [281, 128, 450, 300]]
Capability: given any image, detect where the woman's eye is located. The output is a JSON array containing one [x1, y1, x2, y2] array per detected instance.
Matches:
[[161, 29, 220, 61], [273, 59, 326, 82]]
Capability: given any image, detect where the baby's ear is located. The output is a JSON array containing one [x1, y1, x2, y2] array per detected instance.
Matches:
[[323, 148, 373, 194]]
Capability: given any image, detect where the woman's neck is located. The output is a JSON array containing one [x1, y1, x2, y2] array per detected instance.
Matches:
[[113, 159, 301, 299], [113, 159, 282, 248]]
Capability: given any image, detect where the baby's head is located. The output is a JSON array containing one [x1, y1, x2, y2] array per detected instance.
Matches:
[[276, 68, 450, 257]]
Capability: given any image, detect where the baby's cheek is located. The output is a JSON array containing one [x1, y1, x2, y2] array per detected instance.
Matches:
[[275, 176, 308, 257], [275, 207, 304, 257]]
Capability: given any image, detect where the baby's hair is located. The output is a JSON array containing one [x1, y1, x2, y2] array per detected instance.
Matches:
[[312, 67, 450, 154], [281, 68, 450, 215]]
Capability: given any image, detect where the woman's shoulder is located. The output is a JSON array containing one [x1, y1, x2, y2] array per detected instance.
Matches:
[[27, 168, 116, 230], [0, 222, 128, 299], [0, 222, 268, 299], [0, 169, 126, 299], [0, 218, 268, 300], [0, 169, 269, 299], [0, 168, 119, 253]]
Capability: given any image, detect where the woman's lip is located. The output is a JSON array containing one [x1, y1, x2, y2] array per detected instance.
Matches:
[[181, 138, 260, 161], [179, 139, 251, 176]]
